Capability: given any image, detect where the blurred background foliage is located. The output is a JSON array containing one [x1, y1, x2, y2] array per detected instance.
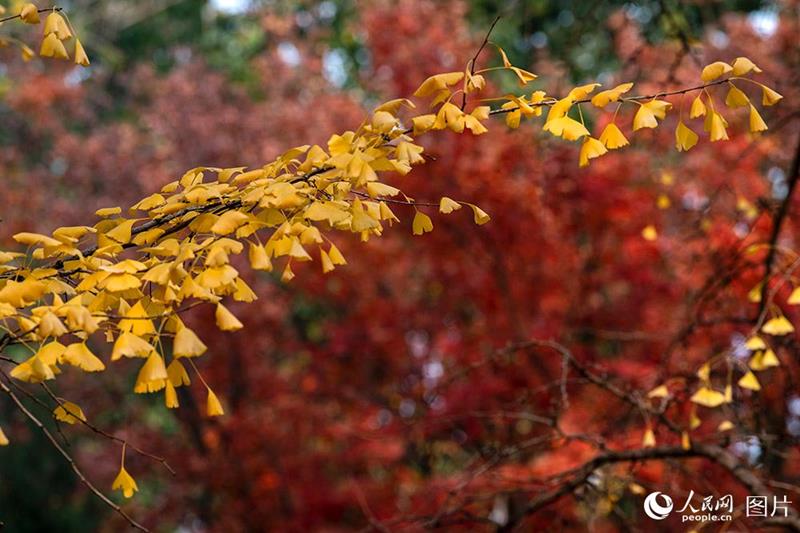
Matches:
[[70, 0, 773, 80]]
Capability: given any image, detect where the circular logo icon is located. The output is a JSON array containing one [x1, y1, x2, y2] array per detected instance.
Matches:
[[644, 492, 674, 520]]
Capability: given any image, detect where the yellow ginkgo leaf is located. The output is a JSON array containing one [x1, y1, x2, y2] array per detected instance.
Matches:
[[378, 202, 399, 224], [10, 354, 56, 383], [74, 39, 90, 67], [468, 204, 491, 225], [718, 420, 735, 431], [509, 66, 537, 86], [133, 353, 168, 393], [762, 316, 794, 336], [39, 311, 68, 338], [750, 349, 780, 371], [165, 381, 179, 409], [502, 105, 521, 129], [43, 12, 71, 39], [396, 141, 425, 165], [54, 401, 87, 425], [206, 387, 225, 416], [494, 47, 538, 85], [546, 97, 573, 122], [95, 206, 121, 217], [749, 105, 768, 133], [166, 360, 191, 388], [690, 387, 726, 408], [748, 283, 763, 303], [439, 197, 462, 214], [709, 112, 729, 142], [761, 85, 783, 106], [744, 336, 766, 350], [647, 385, 669, 398], [681, 431, 691, 450], [431, 103, 463, 133], [248, 243, 272, 272], [412, 211, 433, 235], [690, 409, 701, 429], [542, 116, 589, 141], [62, 343, 105, 372], [215, 303, 244, 331], [634, 100, 671, 131], [464, 106, 490, 135], [633, 105, 657, 131], [39, 32, 69, 60], [732, 57, 762, 76], [304, 202, 349, 224], [328, 244, 346, 265], [21, 44, 35, 62], [690, 95, 706, 118], [173, 327, 207, 358], [696, 362, 710, 382], [112, 465, 138, 499], [411, 114, 436, 135], [675, 121, 698, 152], [737, 371, 761, 391], [788, 287, 800, 305], [104, 219, 137, 245], [579, 137, 607, 167], [13, 232, 62, 248], [701, 61, 732, 82], [118, 301, 156, 337], [280, 263, 294, 282], [567, 83, 601, 100], [19, 3, 40, 24], [761, 349, 780, 368], [590, 83, 634, 108], [413, 72, 464, 98], [320, 249, 335, 273], [642, 428, 656, 448], [725, 85, 749, 108], [366, 182, 400, 198], [211, 211, 249, 235], [598, 123, 629, 149], [111, 332, 153, 361]]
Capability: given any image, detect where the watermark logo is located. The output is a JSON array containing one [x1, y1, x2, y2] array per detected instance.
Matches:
[[644, 492, 674, 520], [642, 491, 792, 523]]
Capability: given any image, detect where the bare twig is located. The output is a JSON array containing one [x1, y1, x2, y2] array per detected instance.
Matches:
[[757, 131, 800, 316], [461, 16, 501, 111], [0, 375, 148, 532]]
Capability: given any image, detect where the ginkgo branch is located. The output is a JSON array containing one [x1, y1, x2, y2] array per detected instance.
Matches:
[[0, 374, 149, 532]]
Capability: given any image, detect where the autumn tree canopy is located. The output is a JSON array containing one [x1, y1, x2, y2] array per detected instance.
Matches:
[[0, 1, 799, 531]]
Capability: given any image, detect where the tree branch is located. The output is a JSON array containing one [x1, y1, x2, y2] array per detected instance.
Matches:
[[757, 131, 800, 317], [0, 375, 148, 532]]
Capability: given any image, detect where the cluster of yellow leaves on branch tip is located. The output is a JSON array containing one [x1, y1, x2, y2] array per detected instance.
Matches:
[[644, 296, 797, 448], [481, 53, 779, 167], [3, 3, 88, 65]]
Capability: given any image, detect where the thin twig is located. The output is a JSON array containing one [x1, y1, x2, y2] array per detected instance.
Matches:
[[41, 383, 176, 475], [0, 6, 63, 24], [461, 16, 501, 111], [0, 375, 148, 532], [757, 131, 800, 317]]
